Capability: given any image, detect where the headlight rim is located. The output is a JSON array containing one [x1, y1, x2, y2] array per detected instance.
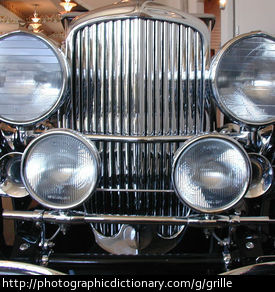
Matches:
[[210, 30, 275, 126], [172, 133, 252, 214], [21, 129, 101, 210], [0, 30, 70, 126]]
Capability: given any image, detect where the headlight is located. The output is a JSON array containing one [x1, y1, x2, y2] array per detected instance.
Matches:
[[172, 134, 251, 213], [210, 32, 275, 125], [0, 31, 69, 125], [21, 129, 100, 209]]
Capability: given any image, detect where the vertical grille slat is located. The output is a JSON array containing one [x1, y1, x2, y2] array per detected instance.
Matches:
[[65, 18, 206, 237], [195, 31, 200, 134], [74, 30, 81, 132], [82, 27, 90, 133], [114, 20, 122, 136], [186, 28, 193, 134], [154, 20, 163, 136], [97, 22, 105, 135], [179, 25, 185, 135], [106, 21, 113, 135], [89, 25, 97, 134], [162, 21, 169, 136]]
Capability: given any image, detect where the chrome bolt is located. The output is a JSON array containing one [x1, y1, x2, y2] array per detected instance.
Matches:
[[35, 222, 42, 228], [41, 255, 49, 266], [19, 243, 30, 251], [246, 242, 255, 249], [223, 251, 231, 266]]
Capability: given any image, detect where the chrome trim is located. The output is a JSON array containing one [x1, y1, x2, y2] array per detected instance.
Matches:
[[92, 224, 186, 255], [62, 0, 210, 136], [245, 153, 273, 198], [220, 261, 275, 275], [58, 0, 212, 240], [256, 255, 275, 264], [86, 131, 251, 143], [67, 0, 210, 45], [172, 133, 252, 214], [86, 134, 193, 143], [62, 11, 210, 202], [0, 30, 70, 126], [64, 19, 207, 136], [0, 152, 28, 198], [0, 261, 65, 275], [3, 130, 252, 146], [96, 188, 174, 193], [258, 125, 274, 155], [210, 31, 275, 126], [61, 6, 211, 239], [21, 129, 101, 210], [3, 210, 275, 227]]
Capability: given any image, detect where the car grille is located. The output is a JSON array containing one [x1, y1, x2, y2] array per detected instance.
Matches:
[[60, 17, 207, 237]]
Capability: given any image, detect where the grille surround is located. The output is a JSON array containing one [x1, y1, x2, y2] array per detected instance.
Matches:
[[65, 18, 207, 135], [60, 3, 211, 238]]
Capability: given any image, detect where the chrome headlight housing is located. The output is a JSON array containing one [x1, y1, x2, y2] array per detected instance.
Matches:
[[0, 31, 69, 125], [210, 32, 275, 126], [172, 134, 251, 214], [21, 130, 100, 209]]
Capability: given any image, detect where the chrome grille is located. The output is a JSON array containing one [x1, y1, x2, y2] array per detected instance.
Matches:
[[62, 18, 207, 236]]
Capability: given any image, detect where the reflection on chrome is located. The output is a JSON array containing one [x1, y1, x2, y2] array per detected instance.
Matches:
[[0, 31, 69, 125], [0, 0, 274, 275], [172, 134, 251, 213], [211, 32, 275, 125], [21, 129, 100, 209]]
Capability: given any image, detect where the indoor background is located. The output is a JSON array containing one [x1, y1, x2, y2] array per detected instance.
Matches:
[[1, 0, 275, 55]]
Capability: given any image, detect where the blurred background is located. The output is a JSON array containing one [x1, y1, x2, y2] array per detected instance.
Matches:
[[0, 0, 275, 53]]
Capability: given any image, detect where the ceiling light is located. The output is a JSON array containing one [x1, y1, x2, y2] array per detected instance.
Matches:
[[29, 5, 42, 33], [219, 0, 227, 10], [31, 12, 40, 23], [60, 0, 77, 12], [29, 22, 42, 33]]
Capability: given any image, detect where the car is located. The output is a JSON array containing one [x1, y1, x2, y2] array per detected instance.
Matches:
[[0, 0, 274, 275]]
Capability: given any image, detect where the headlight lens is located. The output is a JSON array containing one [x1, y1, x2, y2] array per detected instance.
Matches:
[[210, 32, 275, 125], [0, 31, 68, 125], [21, 130, 100, 209], [172, 134, 251, 213]]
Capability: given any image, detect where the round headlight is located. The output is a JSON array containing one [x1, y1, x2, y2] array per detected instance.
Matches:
[[172, 134, 251, 213], [210, 32, 275, 125], [0, 31, 69, 125], [21, 129, 100, 209]]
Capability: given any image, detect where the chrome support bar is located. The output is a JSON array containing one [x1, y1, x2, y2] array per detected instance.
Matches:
[[85, 131, 249, 143], [96, 188, 175, 193], [2, 210, 275, 227], [1, 129, 251, 146], [85, 134, 193, 143]]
